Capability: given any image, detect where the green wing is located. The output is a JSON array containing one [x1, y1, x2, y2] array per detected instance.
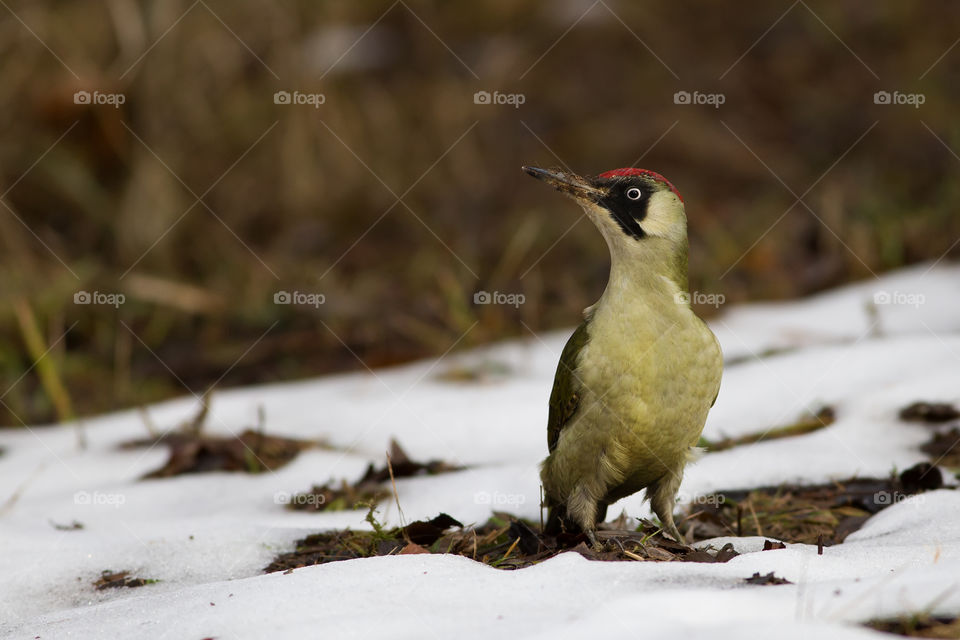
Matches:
[[547, 321, 590, 453]]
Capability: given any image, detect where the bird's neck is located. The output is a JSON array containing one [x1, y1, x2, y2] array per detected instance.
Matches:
[[589, 237, 689, 319]]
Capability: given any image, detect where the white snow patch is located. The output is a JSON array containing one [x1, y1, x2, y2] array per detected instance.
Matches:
[[2, 262, 960, 638]]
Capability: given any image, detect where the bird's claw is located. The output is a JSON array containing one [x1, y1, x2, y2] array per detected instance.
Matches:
[[665, 525, 686, 546], [586, 530, 602, 551]]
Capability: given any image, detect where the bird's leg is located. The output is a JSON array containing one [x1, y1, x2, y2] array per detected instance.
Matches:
[[648, 472, 687, 545], [587, 499, 610, 550], [567, 486, 606, 550], [594, 500, 610, 528], [585, 497, 613, 550]]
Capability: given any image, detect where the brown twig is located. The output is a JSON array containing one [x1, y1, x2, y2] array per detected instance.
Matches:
[[385, 451, 407, 537]]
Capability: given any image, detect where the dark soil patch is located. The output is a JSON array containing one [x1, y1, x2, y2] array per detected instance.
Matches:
[[895, 399, 960, 473], [286, 479, 389, 512], [684, 463, 945, 546], [745, 571, 792, 585], [899, 401, 960, 423], [358, 439, 463, 484], [94, 570, 158, 590], [286, 439, 463, 512], [121, 395, 320, 477], [264, 510, 741, 573], [125, 428, 317, 477], [867, 615, 960, 637], [921, 429, 960, 471]]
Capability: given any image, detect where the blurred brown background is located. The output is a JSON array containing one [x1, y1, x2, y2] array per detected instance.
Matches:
[[1, 1, 958, 425]]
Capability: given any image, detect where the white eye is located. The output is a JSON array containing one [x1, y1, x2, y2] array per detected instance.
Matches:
[[626, 187, 642, 200]]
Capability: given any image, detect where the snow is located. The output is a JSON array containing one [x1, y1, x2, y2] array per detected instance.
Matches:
[[2, 262, 960, 639]]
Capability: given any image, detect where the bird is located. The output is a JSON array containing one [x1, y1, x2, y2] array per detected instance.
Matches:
[[522, 165, 723, 546]]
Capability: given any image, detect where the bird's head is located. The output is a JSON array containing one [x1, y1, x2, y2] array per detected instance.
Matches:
[[523, 165, 686, 246], [523, 165, 689, 286]]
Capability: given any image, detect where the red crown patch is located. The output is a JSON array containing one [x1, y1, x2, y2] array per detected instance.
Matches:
[[597, 168, 683, 203]]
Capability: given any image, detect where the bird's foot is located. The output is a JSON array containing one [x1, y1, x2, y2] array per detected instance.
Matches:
[[586, 529, 602, 551], [664, 523, 687, 546]]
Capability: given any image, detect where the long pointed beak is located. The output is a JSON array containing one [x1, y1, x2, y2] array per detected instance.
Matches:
[[522, 166, 604, 201]]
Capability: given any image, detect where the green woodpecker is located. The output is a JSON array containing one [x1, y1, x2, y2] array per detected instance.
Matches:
[[523, 166, 723, 545]]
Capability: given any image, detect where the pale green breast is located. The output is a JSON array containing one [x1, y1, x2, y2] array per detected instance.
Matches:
[[576, 300, 722, 452], [542, 293, 722, 500]]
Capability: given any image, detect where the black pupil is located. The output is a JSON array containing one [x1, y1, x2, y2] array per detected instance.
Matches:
[[627, 188, 641, 199]]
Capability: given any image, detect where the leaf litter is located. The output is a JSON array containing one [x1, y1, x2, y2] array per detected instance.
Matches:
[[284, 439, 464, 512], [898, 400, 960, 473], [899, 401, 960, 423], [93, 570, 159, 590], [264, 508, 741, 574], [265, 462, 948, 574], [866, 615, 960, 638], [683, 462, 945, 546], [120, 394, 322, 477]]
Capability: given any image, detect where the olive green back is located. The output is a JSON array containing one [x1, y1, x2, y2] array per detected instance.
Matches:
[[547, 321, 590, 452]]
